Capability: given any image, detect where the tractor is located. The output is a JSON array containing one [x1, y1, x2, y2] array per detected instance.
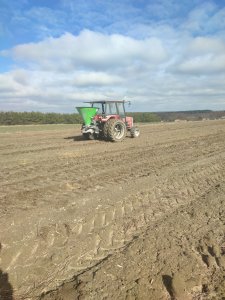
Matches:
[[76, 100, 140, 142]]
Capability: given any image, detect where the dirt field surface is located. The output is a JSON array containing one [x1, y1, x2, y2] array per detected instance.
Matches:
[[1, 120, 225, 300]]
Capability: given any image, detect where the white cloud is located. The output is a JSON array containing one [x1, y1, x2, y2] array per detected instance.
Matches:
[[1, 21, 225, 112], [182, 2, 225, 36], [176, 54, 225, 74], [3, 30, 168, 71], [187, 37, 225, 54], [182, 2, 216, 31], [171, 36, 225, 74], [73, 72, 122, 86]]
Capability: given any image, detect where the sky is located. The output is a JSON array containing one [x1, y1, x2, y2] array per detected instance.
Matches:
[[0, 0, 225, 112]]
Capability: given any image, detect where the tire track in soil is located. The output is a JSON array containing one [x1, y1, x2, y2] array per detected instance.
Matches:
[[1, 132, 224, 215], [2, 155, 225, 298], [42, 180, 225, 300]]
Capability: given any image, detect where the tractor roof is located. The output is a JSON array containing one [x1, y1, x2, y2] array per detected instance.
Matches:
[[84, 100, 126, 104]]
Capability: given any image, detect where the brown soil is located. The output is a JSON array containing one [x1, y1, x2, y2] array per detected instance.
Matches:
[[0, 120, 225, 300]]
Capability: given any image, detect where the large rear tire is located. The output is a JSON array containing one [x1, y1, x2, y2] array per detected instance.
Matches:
[[107, 119, 126, 142], [102, 121, 110, 140]]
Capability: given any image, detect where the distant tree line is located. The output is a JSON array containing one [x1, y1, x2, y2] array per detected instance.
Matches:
[[156, 110, 225, 122], [0, 111, 160, 125], [129, 112, 161, 123], [0, 110, 225, 125], [0, 112, 82, 125]]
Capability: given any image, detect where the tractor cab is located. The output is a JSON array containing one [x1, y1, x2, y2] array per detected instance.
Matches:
[[87, 101, 126, 118], [76, 100, 140, 142]]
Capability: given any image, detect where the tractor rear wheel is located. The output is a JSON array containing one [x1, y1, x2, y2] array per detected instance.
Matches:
[[103, 121, 110, 140], [130, 126, 140, 138], [107, 119, 126, 142]]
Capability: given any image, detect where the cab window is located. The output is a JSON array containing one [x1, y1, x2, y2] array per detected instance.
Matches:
[[116, 102, 125, 117], [91, 103, 103, 114], [105, 102, 117, 115]]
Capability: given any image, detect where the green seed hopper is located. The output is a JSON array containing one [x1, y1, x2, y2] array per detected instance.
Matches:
[[76, 107, 99, 126]]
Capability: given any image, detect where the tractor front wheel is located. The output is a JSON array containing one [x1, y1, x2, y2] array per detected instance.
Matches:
[[107, 119, 126, 142], [83, 132, 95, 140], [130, 126, 140, 138]]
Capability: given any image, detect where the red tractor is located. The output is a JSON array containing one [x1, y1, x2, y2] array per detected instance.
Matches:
[[76, 100, 140, 142]]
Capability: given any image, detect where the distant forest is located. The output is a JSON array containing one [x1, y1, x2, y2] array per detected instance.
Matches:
[[0, 110, 225, 125]]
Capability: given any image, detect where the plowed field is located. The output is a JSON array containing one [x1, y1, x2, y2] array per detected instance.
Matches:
[[0, 120, 225, 300]]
